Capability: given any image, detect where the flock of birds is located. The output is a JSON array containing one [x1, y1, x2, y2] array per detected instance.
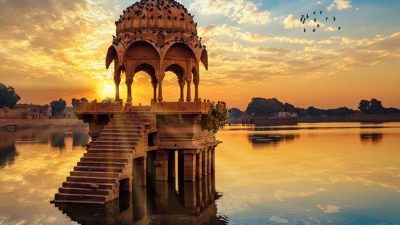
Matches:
[[300, 10, 341, 33]]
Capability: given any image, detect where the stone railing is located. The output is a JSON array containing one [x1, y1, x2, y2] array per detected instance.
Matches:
[[76, 102, 123, 114], [151, 101, 211, 114]]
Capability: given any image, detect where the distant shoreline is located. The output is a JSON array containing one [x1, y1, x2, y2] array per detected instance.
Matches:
[[0, 118, 86, 131], [229, 114, 400, 125]]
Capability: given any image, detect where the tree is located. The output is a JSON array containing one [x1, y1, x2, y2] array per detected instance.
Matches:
[[201, 102, 227, 133], [358, 99, 386, 114], [72, 98, 89, 110], [306, 107, 323, 116], [51, 99, 67, 118], [283, 103, 296, 113], [358, 100, 370, 113], [0, 83, 20, 108], [228, 108, 242, 118], [246, 98, 284, 116]]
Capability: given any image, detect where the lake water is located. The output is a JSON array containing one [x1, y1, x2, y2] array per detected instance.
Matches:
[[0, 123, 400, 225]]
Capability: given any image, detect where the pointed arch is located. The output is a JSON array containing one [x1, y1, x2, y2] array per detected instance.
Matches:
[[163, 42, 196, 61], [200, 49, 208, 70], [124, 40, 161, 61], [106, 46, 118, 69]]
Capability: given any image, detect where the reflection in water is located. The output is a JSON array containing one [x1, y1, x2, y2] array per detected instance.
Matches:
[[360, 133, 383, 144], [51, 131, 66, 150], [248, 134, 299, 149], [54, 175, 229, 225], [0, 144, 18, 168], [72, 131, 90, 148], [0, 128, 90, 167], [1, 124, 400, 225]]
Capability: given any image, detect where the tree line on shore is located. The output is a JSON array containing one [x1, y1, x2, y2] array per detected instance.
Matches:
[[0, 83, 89, 119], [229, 98, 400, 118]]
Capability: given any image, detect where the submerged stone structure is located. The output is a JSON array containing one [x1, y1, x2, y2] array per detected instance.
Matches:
[[52, 0, 222, 204]]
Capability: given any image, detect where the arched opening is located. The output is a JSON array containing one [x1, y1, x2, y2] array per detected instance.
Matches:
[[123, 41, 160, 105], [164, 43, 196, 61], [162, 43, 197, 102], [131, 63, 158, 105], [164, 64, 185, 102], [125, 41, 160, 61]]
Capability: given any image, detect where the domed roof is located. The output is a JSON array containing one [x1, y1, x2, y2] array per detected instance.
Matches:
[[116, 0, 197, 35]]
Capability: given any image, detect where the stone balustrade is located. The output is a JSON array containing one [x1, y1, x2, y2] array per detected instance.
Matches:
[[150, 101, 211, 114], [76, 102, 123, 114], [75, 101, 211, 115]]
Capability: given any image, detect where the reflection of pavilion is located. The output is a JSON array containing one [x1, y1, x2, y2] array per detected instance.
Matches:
[[54, 173, 228, 225]]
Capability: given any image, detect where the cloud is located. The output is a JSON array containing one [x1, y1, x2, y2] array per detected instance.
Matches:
[[0, 0, 117, 102], [274, 188, 327, 201], [197, 23, 400, 86], [327, 0, 352, 11], [199, 24, 314, 45], [317, 204, 342, 213], [270, 215, 289, 224], [189, 0, 271, 25]]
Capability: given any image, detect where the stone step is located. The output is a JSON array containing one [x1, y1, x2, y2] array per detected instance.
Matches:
[[84, 153, 132, 158], [112, 117, 154, 120], [63, 181, 115, 190], [67, 176, 118, 184], [106, 124, 144, 128], [74, 166, 123, 173], [70, 171, 120, 178], [59, 187, 111, 196], [80, 157, 128, 163], [97, 137, 142, 142], [51, 199, 104, 205], [90, 142, 137, 148], [101, 129, 144, 133], [55, 193, 107, 202], [86, 149, 134, 155], [100, 133, 142, 137], [87, 146, 135, 151], [77, 161, 126, 168]]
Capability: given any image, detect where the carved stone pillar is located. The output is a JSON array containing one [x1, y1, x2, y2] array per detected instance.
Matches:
[[183, 150, 196, 182], [194, 83, 199, 102], [196, 150, 203, 178], [179, 81, 185, 102], [186, 80, 192, 102], [126, 78, 133, 105], [155, 151, 168, 181], [114, 70, 121, 101], [158, 79, 163, 102], [202, 148, 208, 176], [152, 82, 157, 102]]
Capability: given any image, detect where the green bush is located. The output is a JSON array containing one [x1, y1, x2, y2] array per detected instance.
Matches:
[[201, 102, 227, 133]]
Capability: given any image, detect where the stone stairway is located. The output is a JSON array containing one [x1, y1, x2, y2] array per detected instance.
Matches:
[[52, 111, 156, 204]]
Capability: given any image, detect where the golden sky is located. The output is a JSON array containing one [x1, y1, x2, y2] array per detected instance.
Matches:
[[0, 0, 399, 110]]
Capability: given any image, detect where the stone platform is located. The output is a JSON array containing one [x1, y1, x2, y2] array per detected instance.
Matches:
[[52, 101, 220, 204]]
